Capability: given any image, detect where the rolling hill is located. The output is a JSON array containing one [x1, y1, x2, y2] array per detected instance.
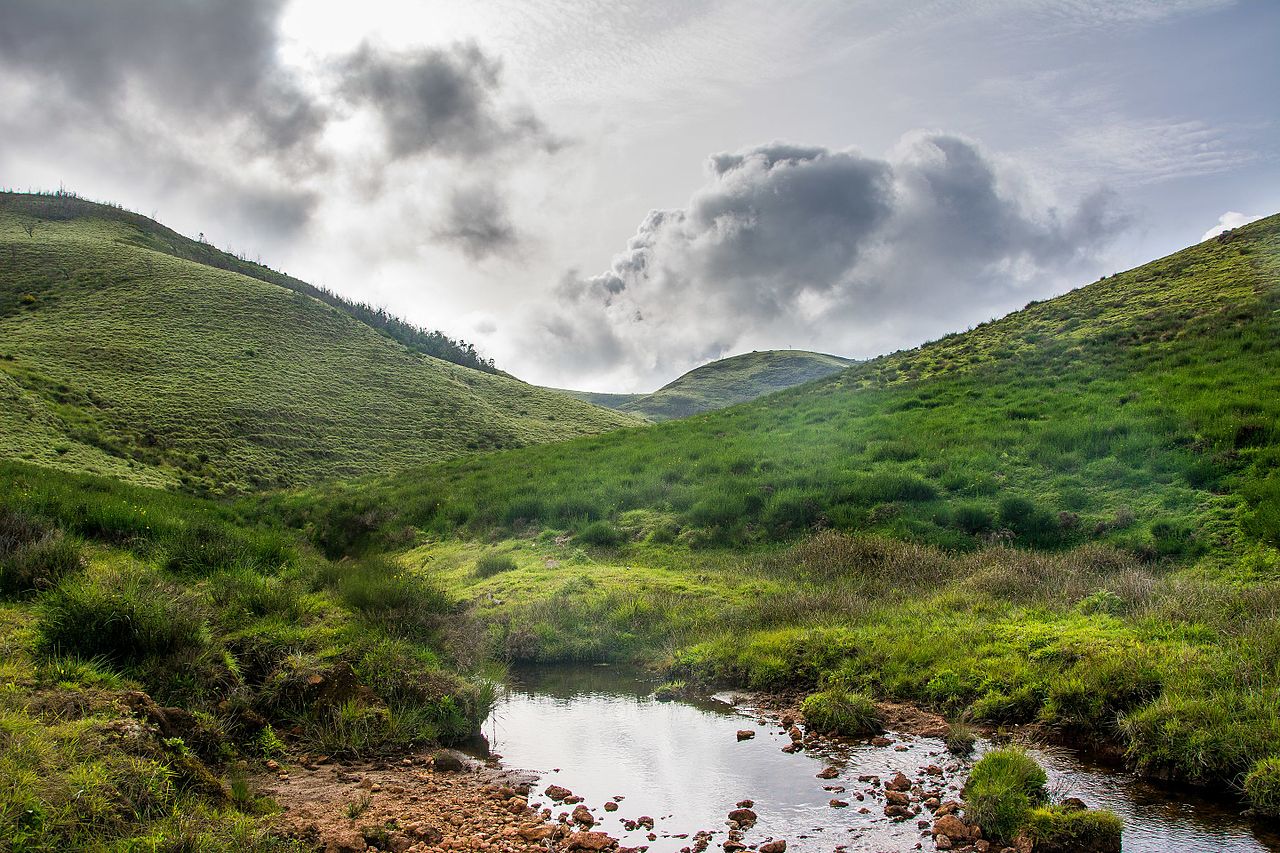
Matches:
[[333, 214, 1280, 554], [559, 349, 854, 421], [288, 213, 1280, 796], [0, 192, 637, 493]]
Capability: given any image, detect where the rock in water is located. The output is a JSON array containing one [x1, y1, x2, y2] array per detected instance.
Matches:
[[886, 771, 912, 792], [566, 831, 616, 851], [736, 729, 755, 741], [431, 749, 467, 772]]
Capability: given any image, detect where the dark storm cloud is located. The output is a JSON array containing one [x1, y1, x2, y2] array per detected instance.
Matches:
[[0, 1, 552, 248], [527, 132, 1127, 386], [342, 42, 558, 161], [433, 183, 519, 260], [0, 0, 323, 156]]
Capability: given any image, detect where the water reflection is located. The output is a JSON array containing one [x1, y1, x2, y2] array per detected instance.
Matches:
[[482, 665, 1278, 853]]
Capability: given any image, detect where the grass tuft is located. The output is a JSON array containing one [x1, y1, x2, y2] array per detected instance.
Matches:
[[800, 687, 881, 736]]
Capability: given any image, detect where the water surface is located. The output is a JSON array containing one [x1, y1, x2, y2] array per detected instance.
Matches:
[[483, 665, 1279, 852]]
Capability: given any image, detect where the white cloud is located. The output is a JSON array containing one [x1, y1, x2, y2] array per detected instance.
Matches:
[[1201, 211, 1263, 241], [518, 132, 1127, 392]]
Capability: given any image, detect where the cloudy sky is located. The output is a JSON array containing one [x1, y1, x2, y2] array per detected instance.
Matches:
[[2, 0, 1276, 391]]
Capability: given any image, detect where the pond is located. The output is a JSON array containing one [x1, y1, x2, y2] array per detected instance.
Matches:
[[481, 665, 1280, 853]]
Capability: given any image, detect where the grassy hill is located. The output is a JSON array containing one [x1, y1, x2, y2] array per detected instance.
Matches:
[[559, 349, 854, 421], [286, 213, 1280, 796], [0, 192, 635, 493], [316, 215, 1279, 555]]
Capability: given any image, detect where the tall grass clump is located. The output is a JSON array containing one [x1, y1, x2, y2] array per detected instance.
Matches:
[[800, 687, 882, 736], [962, 747, 1048, 842], [37, 572, 208, 664], [577, 520, 624, 547], [0, 508, 83, 596], [474, 552, 518, 578], [1023, 805, 1122, 852], [1244, 757, 1280, 816]]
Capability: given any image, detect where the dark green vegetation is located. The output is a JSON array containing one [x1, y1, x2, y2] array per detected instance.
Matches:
[[289, 214, 1280, 806], [560, 349, 853, 421], [0, 461, 491, 850], [0, 191, 634, 493], [3, 186, 1279, 846], [1245, 758, 1280, 817], [798, 687, 881, 736], [964, 748, 1121, 850], [963, 747, 1049, 842]]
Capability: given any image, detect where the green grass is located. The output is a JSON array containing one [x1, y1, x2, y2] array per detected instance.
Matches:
[[799, 687, 881, 736], [274, 213, 1280, 799], [1244, 757, 1280, 816], [1023, 805, 1123, 851], [0, 192, 636, 493], [2, 189, 1278, 845], [560, 349, 854, 421], [962, 747, 1049, 842], [312, 215, 1279, 558], [0, 462, 494, 849]]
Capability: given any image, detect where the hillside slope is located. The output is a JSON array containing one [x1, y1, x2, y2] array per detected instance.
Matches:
[[0, 194, 636, 493], [288, 213, 1280, 799], [314, 213, 1279, 557], [560, 349, 855, 421]]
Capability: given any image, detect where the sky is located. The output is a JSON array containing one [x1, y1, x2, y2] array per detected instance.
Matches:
[[1, 0, 1276, 392]]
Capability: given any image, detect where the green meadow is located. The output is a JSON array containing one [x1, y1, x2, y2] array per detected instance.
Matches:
[[1, 196, 1279, 848], [0, 193, 635, 495], [283, 213, 1280, 795]]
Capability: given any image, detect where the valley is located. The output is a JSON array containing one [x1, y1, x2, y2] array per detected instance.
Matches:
[[1, 201, 1278, 852]]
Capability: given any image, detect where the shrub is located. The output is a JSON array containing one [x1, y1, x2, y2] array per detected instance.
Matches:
[[1244, 757, 1280, 816], [37, 573, 208, 665], [999, 496, 1062, 547], [475, 552, 518, 577], [800, 687, 881, 736], [971, 685, 1044, 723], [963, 747, 1048, 843], [1023, 805, 1122, 852], [334, 556, 451, 618], [1041, 651, 1161, 732], [952, 503, 994, 535], [577, 521, 623, 547], [847, 472, 937, 504], [164, 522, 247, 575], [0, 528, 83, 596], [763, 489, 823, 536]]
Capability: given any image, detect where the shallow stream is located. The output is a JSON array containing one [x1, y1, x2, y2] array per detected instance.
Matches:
[[482, 665, 1279, 853]]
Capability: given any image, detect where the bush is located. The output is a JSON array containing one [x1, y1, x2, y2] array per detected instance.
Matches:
[[0, 525, 83, 597], [1244, 757, 1280, 816], [762, 489, 823, 536], [475, 552, 518, 578], [952, 503, 994, 535], [963, 747, 1048, 843], [577, 521, 623, 547], [164, 522, 293, 576], [37, 573, 208, 665], [999, 496, 1062, 547], [1041, 651, 1161, 732], [333, 556, 451, 618], [1023, 805, 1122, 852], [800, 687, 881, 736]]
